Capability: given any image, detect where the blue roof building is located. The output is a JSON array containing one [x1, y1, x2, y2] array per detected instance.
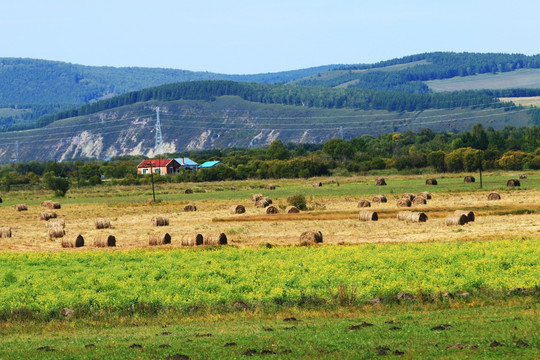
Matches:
[[174, 157, 198, 170], [198, 160, 222, 169]]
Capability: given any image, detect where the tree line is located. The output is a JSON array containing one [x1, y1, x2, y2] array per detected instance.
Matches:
[[1, 124, 539, 194]]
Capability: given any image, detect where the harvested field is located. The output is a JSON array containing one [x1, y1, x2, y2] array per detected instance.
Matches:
[[0, 173, 539, 251]]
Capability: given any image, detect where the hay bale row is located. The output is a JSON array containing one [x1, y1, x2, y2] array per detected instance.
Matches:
[[61, 235, 84, 248], [230, 205, 246, 214], [464, 176, 475, 183], [372, 194, 387, 203], [48, 226, 65, 239], [250, 193, 263, 202], [375, 178, 387, 186], [488, 192, 501, 201], [150, 232, 228, 246], [397, 211, 427, 223], [39, 211, 57, 221], [46, 219, 65, 228], [0, 227, 11, 238], [266, 206, 279, 214], [285, 206, 300, 213], [445, 214, 468, 226], [397, 198, 412, 208], [184, 204, 197, 212], [357, 200, 371, 208], [41, 200, 61, 209], [152, 216, 169, 226], [299, 230, 323, 245], [425, 178, 438, 185], [94, 234, 116, 247], [358, 211, 378, 221], [507, 179, 521, 187], [95, 218, 111, 229], [14, 204, 27, 211], [454, 210, 475, 222]]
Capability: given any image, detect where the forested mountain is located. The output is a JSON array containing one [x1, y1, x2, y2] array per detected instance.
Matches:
[[0, 58, 333, 130]]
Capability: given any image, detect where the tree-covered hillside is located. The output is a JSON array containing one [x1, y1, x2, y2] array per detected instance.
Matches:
[[0, 58, 333, 130], [295, 52, 540, 92]]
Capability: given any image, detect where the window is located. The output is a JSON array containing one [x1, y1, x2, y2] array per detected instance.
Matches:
[[142, 168, 149, 174]]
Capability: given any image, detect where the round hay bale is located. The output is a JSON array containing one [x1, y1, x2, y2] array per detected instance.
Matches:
[[229, 205, 246, 214], [181, 234, 204, 246], [0, 196, 2, 203], [149, 233, 171, 246], [14, 204, 27, 212], [263, 197, 273, 205], [445, 214, 468, 226], [425, 178, 438, 185], [61, 234, 84, 248], [412, 197, 427, 205], [285, 206, 300, 213], [0, 227, 11, 238], [506, 179, 520, 187], [266, 205, 279, 214], [464, 176, 475, 183], [94, 234, 116, 247], [250, 193, 263, 202], [488, 192, 501, 200], [372, 194, 387, 203], [95, 218, 111, 229], [417, 191, 432, 200], [454, 210, 475, 222], [397, 198, 412, 208], [298, 230, 323, 245], [152, 216, 169, 226], [401, 193, 415, 201], [397, 211, 412, 221], [357, 200, 371, 208], [358, 211, 378, 221], [48, 226, 65, 239], [46, 219, 65, 228], [518, 174, 527, 179], [312, 182, 322, 187], [204, 233, 228, 246], [406, 212, 428, 223], [255, 198, 270, 208], [375, 178, 387, 186], [39, 210, 57, 221], [41, 200, 52, 208], [265, 184, 276, 190], [184, 204, 197, 212], [50, 201, 61, 209], [184, 188, 193, 194]]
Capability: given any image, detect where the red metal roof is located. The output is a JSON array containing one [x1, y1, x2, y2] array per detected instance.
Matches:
[[138, 159, 174, 168]]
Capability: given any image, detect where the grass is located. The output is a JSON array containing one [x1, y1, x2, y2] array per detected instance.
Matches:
[[0, 302, 538, 359]]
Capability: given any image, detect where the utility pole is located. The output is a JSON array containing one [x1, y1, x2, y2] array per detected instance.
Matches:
[[339, 126, 344, 139], [150, 161, 156, 202], [15, 140, 19, 163], [479, 164, 483, 189]]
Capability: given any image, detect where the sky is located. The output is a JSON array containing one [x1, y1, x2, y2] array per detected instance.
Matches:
[[2, 0, 540, 74]]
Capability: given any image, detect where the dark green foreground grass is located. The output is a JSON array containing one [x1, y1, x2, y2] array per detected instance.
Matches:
[[0, 302, 537, 359]]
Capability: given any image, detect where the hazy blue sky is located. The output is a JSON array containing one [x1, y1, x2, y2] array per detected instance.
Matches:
[[2, 0, 540, 74]]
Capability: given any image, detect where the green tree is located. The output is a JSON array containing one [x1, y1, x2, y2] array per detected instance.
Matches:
[[266, 140, 290, 160], [43, 171, 71, 197]]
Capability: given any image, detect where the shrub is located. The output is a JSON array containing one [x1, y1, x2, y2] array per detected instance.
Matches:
[[287, 194, 307, 210]]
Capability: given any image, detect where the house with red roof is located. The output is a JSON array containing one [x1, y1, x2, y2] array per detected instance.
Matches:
[[137, 159, 181, 175]]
